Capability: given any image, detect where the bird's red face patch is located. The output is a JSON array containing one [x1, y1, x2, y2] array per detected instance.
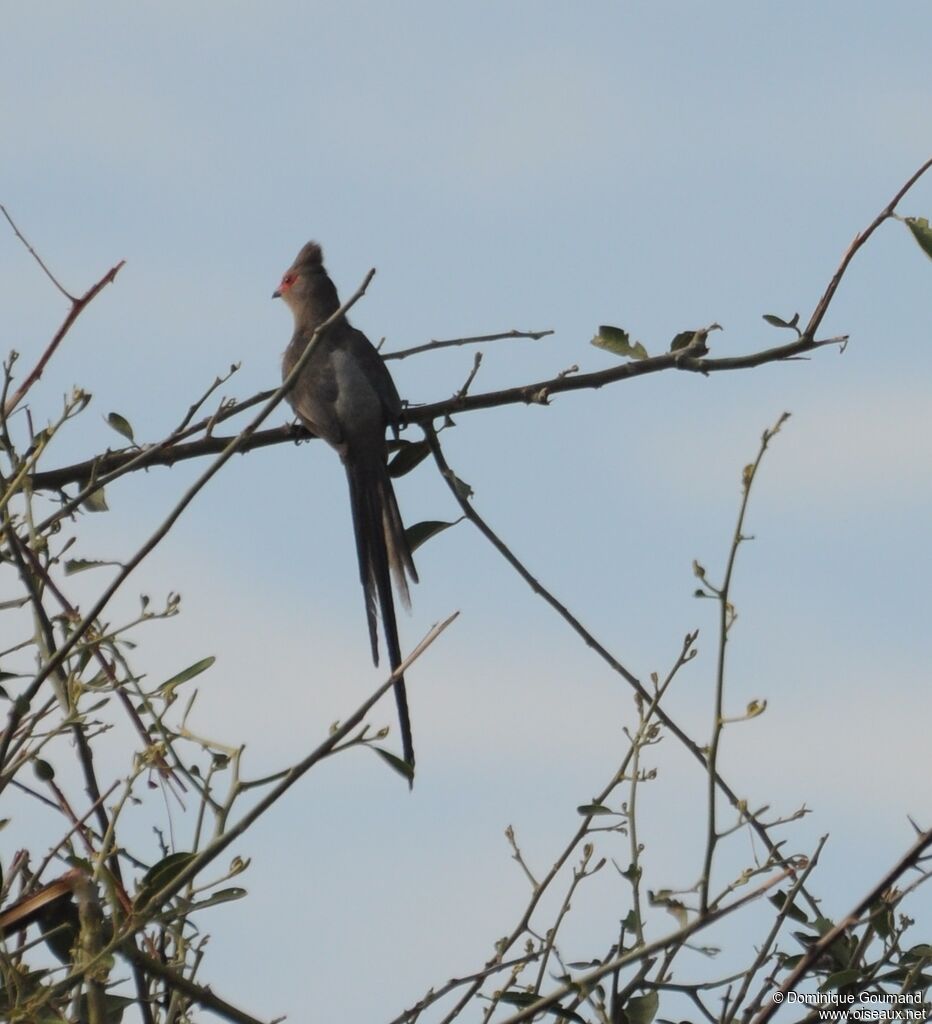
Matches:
[[278, 271, 298, 293]]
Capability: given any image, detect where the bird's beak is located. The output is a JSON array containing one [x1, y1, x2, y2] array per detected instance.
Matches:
[[272, 289, 281, 299]]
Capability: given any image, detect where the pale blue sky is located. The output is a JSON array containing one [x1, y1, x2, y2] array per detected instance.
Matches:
[[3, 3, 932, 1021]]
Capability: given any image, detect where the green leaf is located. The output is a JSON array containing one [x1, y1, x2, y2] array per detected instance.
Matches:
[[762, 312, 800, 330], [670, 323, 722, 353], [77, 992, 135, 1023], [388, 440, 430, 478], [905, 216, 932, 261], [32, 758, 55, 782], [64, 558, 120, 576], [625, 991, 659, 1024], [137, 851, 196, 903], [870, 899, 893, 938], [157, 656, 216, 698], [650, 891, 688, 927], [592, 325, 649, 360], [549, 1006, 586, 1023], [373, 746, 414, 782], [404, 519, 459, 553], [498, 992, 584, 1022], [768, 890, 808, 923], [106, 412, 135, 443], [189, 886, 247, 911], [452, 473, 473, 501], [82, 487, 109, 513], [499, 992, 538, 1008], [577, 802, 614, 816], [821, 968, 861, 990]]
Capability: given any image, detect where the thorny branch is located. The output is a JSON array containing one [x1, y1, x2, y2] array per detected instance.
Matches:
[[1, 157, 930, 1024], [20, 156, 932, 496], [752, 827, 932, 1024]]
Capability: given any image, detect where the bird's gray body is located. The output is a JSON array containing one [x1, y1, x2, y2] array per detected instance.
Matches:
[[277, 242, 418, 774]]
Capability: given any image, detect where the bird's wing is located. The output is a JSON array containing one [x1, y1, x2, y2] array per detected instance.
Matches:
[[285, 334, 345, 446], [344, 326, 403, 427]]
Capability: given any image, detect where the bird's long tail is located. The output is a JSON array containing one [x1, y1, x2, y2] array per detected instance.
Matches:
[[344, 446, 419, 775]]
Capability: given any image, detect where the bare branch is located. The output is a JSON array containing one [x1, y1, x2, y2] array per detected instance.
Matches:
[[0, 268, 377, 782], [0, 204, 74, 301], [498, 867, 794, 1024], [803, 154, 932, 340], [3, 258, 125, 417], [384, 328, 554, 360]]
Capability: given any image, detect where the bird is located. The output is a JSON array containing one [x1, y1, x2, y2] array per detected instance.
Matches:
[[274, 241, 419, 777]]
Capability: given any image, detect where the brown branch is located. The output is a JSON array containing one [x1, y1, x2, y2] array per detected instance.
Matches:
[[19, 156, 932, 500], [803, 154, 932, 340], [123, 945, 273, 1024], [32, 614, 458, 1017], [1, 269, 378, 780], [16, 541, 185, 792], [23, 334, 842, 495], [426, 631, 698, 1024], [136, 613, 455, 915], [385, 953, 542, 1024], [727, 836, 828, 1024], [29, 422, 300, 492], [384, 328, 554, 360], [3, 249, 125, 417], [498, 868, 793, 1024], [751, 827, 932, 1024], [0, 204, 74, 301], [0, 868, 81, 937], [425, 425, 825, 993]]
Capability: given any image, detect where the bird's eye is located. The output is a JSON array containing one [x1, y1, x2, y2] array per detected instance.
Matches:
[[281, 272, 297, 289]]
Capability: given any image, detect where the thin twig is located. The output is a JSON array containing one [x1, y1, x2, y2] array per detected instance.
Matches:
[[0, 204, 74, 301], [751, 827, 932, 1024], [29, 782, 121, 889], [385, 953, 541, 1024], [16, 540, 184, 791], [802, 155, 932, 341], [139, 614, 455, 913], [18, 331, 848, 494], [499, 868, 793, 1024], [425, 426, 805, 896], [3, 259, 125, 417], [23, 155, 932, 499], [123, 945, 273, 1024], [699, 413, 790, 914], [0, 268, 378, 774], [430, 632, 697, 1024], [30, 614, 457, 1017], [384, 328, 554, 361], [732, 836, 828, 1024]]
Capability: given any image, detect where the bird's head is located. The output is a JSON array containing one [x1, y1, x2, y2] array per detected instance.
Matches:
[[273, 241, 338, 322]]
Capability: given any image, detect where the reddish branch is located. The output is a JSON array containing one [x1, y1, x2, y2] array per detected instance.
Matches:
[[1, 203, 125, 418]]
